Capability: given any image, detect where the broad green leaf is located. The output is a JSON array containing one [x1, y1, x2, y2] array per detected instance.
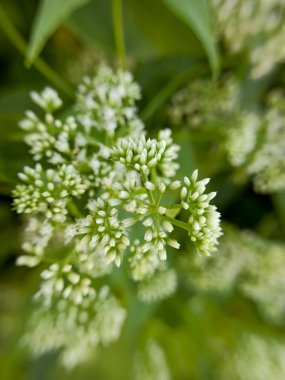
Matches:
[[26, 0, 91, 64], [126, 0, 202, 58], [68, 0, 202, 61], [164, 0, 219, 75], [67, 0, 115, 53]]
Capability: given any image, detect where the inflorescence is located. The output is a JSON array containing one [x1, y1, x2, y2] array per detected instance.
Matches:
[[13, 65, 222, 367], [169, 77, 285, 194], [212, 0, 285, 78]]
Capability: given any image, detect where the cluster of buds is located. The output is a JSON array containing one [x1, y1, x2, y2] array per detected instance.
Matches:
[[13, 65, 222, 367], [13, 164, 87, 222], [112, 132, 179, 178]]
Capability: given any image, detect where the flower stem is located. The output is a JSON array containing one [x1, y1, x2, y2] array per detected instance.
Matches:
[[67, 201, 83, 218], [112, 0, 126, 69], [142, 172, 156, 206], [165, 204, 183, 210]]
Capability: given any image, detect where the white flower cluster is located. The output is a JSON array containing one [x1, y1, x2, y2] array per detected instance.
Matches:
[[76, 65, 143, 136], [13, 164, 86, 222], [129, 242, 162, 281], [17, 217, 53, 266], [133, 340, 171, 380], [212, 0, 285, 77], [183, 225, 285, 325], [138, 267, 177, 303], [220, 332, 285, 380], [79, 197, 130, 266], [23, 282, 126, 369], [35, 263, 96, 307], [21, 257, 124, 368], [100, 166, 221, 262], [169, 77, 285, 194], [227, 91, 285, 193], [169, 78, 238, 128], [20, 111, 78, 164], [30, 86, 62, 112], [13, 65, 222, 366], [128, 241, 177, 302], [227, 112, 260, 167], [240, 241, 285, 325], [112, 131, 179, 178], [180, 171, 222, 256]]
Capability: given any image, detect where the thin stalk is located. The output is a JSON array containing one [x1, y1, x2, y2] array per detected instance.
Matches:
[[155, 191, 163, 208], [165, 204, 183, 210], [0, 6, 73, 97], [142, 172, 156, 206], [112, 0, 126, 69], [83, 135, 103, 148], [150, 167, 158, 186], [67, 201, 83, 218]]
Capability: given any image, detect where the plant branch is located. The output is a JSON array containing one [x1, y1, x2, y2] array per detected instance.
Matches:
[[112, 0, 126, 69]]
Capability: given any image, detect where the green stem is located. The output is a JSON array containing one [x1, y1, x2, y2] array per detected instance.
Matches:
[[83, 135, 103, 148], [112, 0, 126, 69], [132, 196, 149, 209], [67, 201, 83, 218], [150, 167, 158, 186], [165, 204, 183, 210], [0, 5, 73, 97], [141, 172, 156, 206], [155, 191, 163, 208]]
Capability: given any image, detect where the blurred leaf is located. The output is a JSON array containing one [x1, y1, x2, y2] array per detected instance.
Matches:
[[69, 0, 203, 62], [0, 88, 32, 118], [0, 203, 20, 263], [0, 5, 74, 95], [67, 0, 156, 60], [140, 63, 202, 121], [126, 0, 202, 58], [67, 0, 115, 53], [0, 138, 29, 194], [27, 0, 91, 64], [164, 0, 219, 75]]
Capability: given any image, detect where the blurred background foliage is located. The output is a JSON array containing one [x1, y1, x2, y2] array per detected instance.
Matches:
[[1, 0, 285, 379]]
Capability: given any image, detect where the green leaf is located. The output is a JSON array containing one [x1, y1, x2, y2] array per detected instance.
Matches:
[[164, 0, 219, 75], [68, 0, 203, 62], [26, 0, 91, 64], [140, 63, 203, 121], [126, 0, 202, 58], [67, 0, 115, 53]]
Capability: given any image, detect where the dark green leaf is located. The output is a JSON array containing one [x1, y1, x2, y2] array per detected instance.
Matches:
[[67, 0, 115, 53], [126, 0, 202, 58], [68, 0, 203, 62], [27, 0, 91, 64], [164, 0, 219, 75]]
